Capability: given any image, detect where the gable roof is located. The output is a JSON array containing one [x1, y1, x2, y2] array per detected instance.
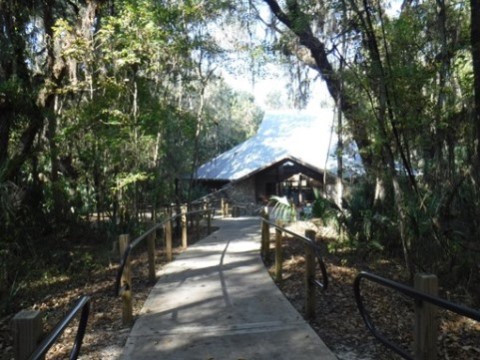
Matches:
[[194, 109, 363, 182]]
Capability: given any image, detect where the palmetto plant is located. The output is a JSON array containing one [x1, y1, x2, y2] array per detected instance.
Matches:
[[269, 195, 297, 223], [310, 187, 339, 220]]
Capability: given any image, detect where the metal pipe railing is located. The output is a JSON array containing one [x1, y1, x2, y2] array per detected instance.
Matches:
[[354, 271, 480, 359], [114, 222, 163, 296], [28, 296, 91, 360], [114, 208, 213, 296], [261, 218, 328, 291]]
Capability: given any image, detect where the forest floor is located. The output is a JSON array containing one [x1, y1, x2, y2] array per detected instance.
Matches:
[[267, 222, 480, 360], [1, 220, 480, 359]]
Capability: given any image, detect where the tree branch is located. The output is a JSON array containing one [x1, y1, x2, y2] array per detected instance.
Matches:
[[263, 0, 373, 168]]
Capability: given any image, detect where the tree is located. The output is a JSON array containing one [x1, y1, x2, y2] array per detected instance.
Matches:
[[254, 0, 477, 278], [472, 0, 480, 174], [0, 0, 252, 310]]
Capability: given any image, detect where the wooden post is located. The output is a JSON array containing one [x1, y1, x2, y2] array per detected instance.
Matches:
[[165, 219, 173, 262], [119, 234, 133, 326], [275, 222, 283, 283], [174, 203, 181, 237], [298, 174, 303, 204], [265, 208, 271, 262], [147, 229, 156, 282], [224, 201, 230, 218], [304, 230, 317, 319], [207, 208, 212, 234], [414, 274, 438, 360], [221, 198, 225, 217], [11, 310, 43, 360], [261, 209, 270, 260], [195, 212, 200, 240], [202, 201, 211, 234], [261, 213, 266, 257], [152, 204, 156, 224], [181, 204, 188, 249]]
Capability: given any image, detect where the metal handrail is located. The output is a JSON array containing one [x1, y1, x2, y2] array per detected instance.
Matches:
[[114, 222, 163, 296], [28, 296, 90, 360], [114, 208, 212, 296], [354, 271, 480, 359], [261, 218, 328, 291]]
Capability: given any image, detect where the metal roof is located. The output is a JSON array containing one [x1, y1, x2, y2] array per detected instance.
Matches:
[[194, 109, 363, 181]]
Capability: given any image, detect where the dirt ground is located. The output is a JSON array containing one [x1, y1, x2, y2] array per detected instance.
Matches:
[[266, 221, 480, 360]]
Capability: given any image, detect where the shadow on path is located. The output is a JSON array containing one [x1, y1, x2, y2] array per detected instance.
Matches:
[[121, 217, 336, 360]]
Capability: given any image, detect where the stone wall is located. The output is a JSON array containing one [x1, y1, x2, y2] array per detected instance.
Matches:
[[193, 177, 259, 216], [225, 177, 256, 204]]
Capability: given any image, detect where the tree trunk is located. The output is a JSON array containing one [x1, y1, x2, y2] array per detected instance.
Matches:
[[188, 59, 215, 201], [263, 0, 374, 174], [133, 74, 139, 221], [93, 143, 102, 226], [0, 116, 11, 170], [336, 105, 344, 209], [0, 3, 44, 183], [471, 0, 480, 175], [189, 85, 206, 200], [44, 0, 67, 222], [431, 0, 449, 182], [47, 108, 64, 220]]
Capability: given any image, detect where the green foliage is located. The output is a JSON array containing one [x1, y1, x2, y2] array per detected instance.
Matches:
[[113, 172, 150, 192], [337, 181, 395, 254], [200, 79, 263, 161], [257, 0, 480, 284], [1, 0, 479, 313], [269, 195, 297, 223], [0, 0, 255, 313], [311, 189, 339, 226]]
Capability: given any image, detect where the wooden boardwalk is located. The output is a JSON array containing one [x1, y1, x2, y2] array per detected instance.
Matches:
[[121, 217, 336, 360]]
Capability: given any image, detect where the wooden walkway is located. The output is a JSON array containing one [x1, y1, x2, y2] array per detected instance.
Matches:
[[120, 217, 336, 360]]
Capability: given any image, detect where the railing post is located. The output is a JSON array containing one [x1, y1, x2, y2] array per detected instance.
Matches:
[[221, 198, 225, 217], [261, 208, 270, 260], [147, 229, 156, 283], [195, 212, 200, 240], [11, 310, 43, 360], [207, 207, 212, 234], [165, 218, 173, 262], [203, 201, 212, 234], [414, 273, 438, 360], [119, 234, 133, 326], [221, 198, 230, 218], [174, 203, 181, 237], [224, 201, 230, 218], [275, 221, 283, 283], [305, 230, 317, 319], [181, 204, 188, 249]]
